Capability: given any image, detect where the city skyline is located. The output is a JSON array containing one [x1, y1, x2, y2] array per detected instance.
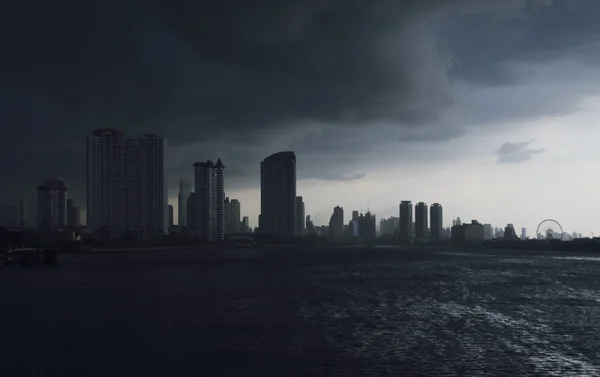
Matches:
[[2, 149, 590, 238], [4, 2, 600, 235]]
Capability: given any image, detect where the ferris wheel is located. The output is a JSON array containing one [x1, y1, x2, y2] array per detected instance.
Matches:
[[536, 219, 564, 240]]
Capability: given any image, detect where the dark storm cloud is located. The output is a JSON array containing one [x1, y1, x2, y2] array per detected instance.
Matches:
[[2, 0, 600, 201], [442, 0, 599, 85], [495, 140, 545, 164]]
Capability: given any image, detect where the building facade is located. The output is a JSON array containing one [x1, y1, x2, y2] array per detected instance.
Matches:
[[399, 201, 413, 239], [168, 205, 174, 227], [430, 203, 443, 239], [379, 217, 398, 236], [483, 224, 493, 240], [229, 199, 241, 234], [242, 216, 250, 233], [415, 202, 428, 239], [193, 159, 225, 241], [358, 212, 376, 239], [87, 129, 168, 234], [67, 198, 81, 228], [260, 151, 296, 237], [37, 178, 68, 231], [295, 196, 305, 236], [187, 193, 196, 232], [464, 220, 484, 245], [178, 179, 191, 227], [328, 206, 344, 240]]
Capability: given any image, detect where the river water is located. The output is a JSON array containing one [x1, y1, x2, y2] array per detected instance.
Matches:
[[1, 247, 599, 376]]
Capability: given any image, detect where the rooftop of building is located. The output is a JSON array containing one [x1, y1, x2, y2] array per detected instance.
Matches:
[[263, 151, 296, 163], [193, 158, 225, 169], [37, 178, 68, 192]]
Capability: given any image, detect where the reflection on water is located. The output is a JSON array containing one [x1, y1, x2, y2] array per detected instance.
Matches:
[[294, 251, 600, 375]]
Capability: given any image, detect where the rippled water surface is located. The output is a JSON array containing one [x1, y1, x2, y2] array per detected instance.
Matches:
[[2, 247, 600, 376]]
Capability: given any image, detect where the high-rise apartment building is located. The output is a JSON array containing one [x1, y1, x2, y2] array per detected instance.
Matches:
[[230, 199, 241, 234], [483, 224, 493, 240], [379, 217, 399, 236], [178, 179, 191, 227], [295, 196, 305, 236], [260, 151, 296, 237], [504, 224, 518, 240], [306, 215, 316, 235], [224, 197, 231, 234], [430, 203, 443, 239], [67, 198, 81, 228], [224, 197, 241, 234], [87, 129, 168, 234], [37, 178, 68, 231], [358, 212, 376, 239], [399, 201, 413, 239], [415, 202, 428, 238], [328, 206, 344, 240], [193, 159, 225, 241], [187, 193, 196, 232], [168, 205, 174, 227]]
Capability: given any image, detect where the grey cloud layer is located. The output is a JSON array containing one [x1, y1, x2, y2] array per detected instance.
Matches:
[[1, 0, 599, 200], [496, 140, 545, 163]]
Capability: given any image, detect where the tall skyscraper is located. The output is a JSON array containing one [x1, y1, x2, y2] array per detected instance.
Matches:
[[187, 193, 196, 232], [37, 178, 68, 231], [483, 224, 493, 240], [178, 179, 191, 227], [242, 216, 250, 233], [430, 203, 443, 239], [306, 215, 316, 235], [295, 196, 305, 236], [230, 199, 241, 233], [224, 197, 231, 234], [193, 158, 225, 241], [415, 202, 428, 238], [260, 151, 296, 237], [379, 217, 398, 236], [358, 212, 376, 239], [87, 129, 168, 234], [67, 198, 81, 228], [168, 205, 174, 227], [329, 205, 344, 240], [399, 201, 413, 239], [504, 224, 517, 240]]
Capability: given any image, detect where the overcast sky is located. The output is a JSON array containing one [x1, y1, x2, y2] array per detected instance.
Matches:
[[3, 0, 600, 235]]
